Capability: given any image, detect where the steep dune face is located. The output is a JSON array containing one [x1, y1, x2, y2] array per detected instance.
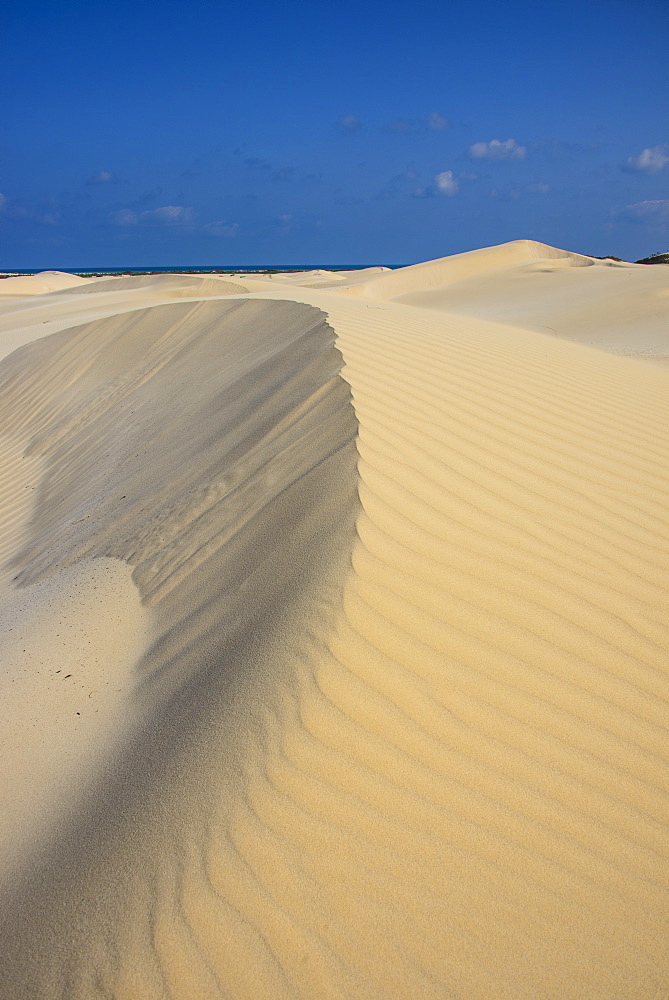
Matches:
[[0, 297, 360, 996], [0, 246, 669, 999]]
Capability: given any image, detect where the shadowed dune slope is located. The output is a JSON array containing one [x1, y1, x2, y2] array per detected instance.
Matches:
[[0, 248, 668, 999], [0, 297, 360, 996], [0, 275, 247, 367]]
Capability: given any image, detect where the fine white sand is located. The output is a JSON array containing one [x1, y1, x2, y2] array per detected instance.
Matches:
[[0, 242, 668, 999]]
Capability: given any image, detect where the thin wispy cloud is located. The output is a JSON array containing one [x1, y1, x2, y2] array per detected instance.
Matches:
[[239, 158, 295, 181], [434, 170, 459, 195], [144, 205, 195, 225], [425, 111, 450, 131], [110, 209, 139, 226], [0, 193, 60, 224], [337, 115, 362, 132], [375, 170, 419, 201], [534, 138, 600, 158], [618, 199, 669, 222], [468, 138, 526, 160], [624, 144, 669, 174], [2, 201, 30, 219], [88, 170, 116, 184], [110, 205, 195, 226], [385, 112, 450, 134], [203, 221, 239, 237]]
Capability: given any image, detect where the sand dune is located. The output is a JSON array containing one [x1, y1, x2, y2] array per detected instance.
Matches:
[[384, 241, 669, 364], [62, 272, 250, 297], [347, 239, 598, 299], [0, 244, 668, 998], [0, 273, 251, 365], [0, 271, 92, 297]]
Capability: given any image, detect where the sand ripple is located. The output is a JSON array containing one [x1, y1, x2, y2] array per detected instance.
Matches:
[[0, 246, 668, 998]]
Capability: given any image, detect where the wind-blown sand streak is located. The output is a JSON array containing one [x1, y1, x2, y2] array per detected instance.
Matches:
[[0, 242, 668, 999]]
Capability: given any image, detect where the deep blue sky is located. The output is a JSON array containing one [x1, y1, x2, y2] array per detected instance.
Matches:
[[1, 0, 668, 267]]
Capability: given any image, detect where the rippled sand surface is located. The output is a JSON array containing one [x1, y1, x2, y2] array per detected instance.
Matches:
[[1, 243, 668, 999]]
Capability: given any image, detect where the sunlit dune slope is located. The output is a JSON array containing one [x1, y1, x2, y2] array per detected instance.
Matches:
[[0, 244, 668, 999], [0, 271, 92, 296], [379, 242, 669, 364], [346, 239, 596, 299], [62, 272, 250, 297]]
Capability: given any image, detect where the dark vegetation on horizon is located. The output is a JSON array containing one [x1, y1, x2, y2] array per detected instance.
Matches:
[[635, 251, 669, 264], [590, 252, 669, 263]]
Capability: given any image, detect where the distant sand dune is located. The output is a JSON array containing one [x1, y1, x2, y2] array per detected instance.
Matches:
[[0, 243, 668, 998], [0, 271, 92, 296], [63, 272, 250, 297], [391, 245, 669, 364], [347, 239, 598, 300]]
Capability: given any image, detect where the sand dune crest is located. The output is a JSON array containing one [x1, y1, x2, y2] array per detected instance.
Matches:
[[347, 239, 600, 300]]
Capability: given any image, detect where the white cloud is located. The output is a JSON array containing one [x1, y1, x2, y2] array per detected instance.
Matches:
[[203, 221, 239, 237], [111, 205, 195, 227], [143, 205, 194, 225], [620, 199, 669, 221], [426, 111, 449, 131], [435, 170, 459, 195], [625, 144, 669, 173], [469, 138, 526, 160], [527, 183, 550, 193], [89, 170, 115, 184], [337, 114, 362, 132]]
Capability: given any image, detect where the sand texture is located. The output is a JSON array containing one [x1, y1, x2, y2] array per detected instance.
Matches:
[[0, 271, 93, 297], [0, 242, 668, 999]]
